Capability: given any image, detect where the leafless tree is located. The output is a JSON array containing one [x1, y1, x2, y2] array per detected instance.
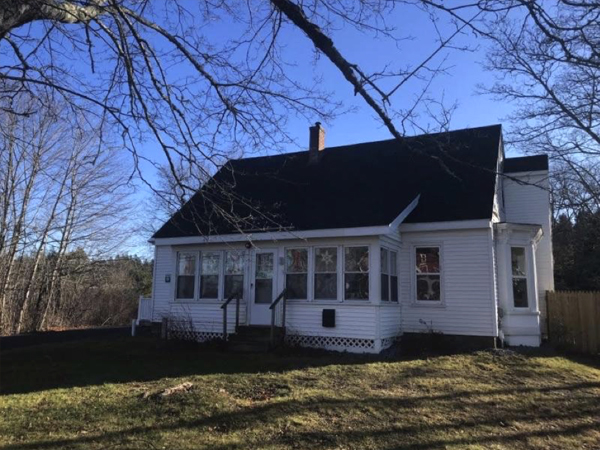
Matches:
[[1, 0, 470, 231], [0, 89, 135, 334]]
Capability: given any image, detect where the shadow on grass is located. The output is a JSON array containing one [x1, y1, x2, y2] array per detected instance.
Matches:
[[2, 379, 599, 450], [0, 336, 391, 395]]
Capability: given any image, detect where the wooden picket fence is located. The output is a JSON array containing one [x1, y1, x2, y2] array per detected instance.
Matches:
[[547, 291, 600, 355]]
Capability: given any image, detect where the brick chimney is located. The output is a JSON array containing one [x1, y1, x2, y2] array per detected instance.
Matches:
[[308, 122, 325, 164]]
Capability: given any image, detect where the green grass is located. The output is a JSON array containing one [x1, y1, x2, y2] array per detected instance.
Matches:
[[1, 337, 599, 450]]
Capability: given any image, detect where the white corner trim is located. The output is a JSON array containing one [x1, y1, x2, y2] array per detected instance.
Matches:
[[494, 222, 543, 243], [389, 195, 420, 230], [399, 219, 492, 233]]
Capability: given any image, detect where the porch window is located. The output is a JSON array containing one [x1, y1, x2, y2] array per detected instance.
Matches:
[[286, 248, 308, 299], [200, 252, 221, 299], [224, 251, 244, 299], [381, 248, 390, 301], [381, 248, 399, 302], [176, 252, 196, 299], [415, 247, 441, 301], [314, 247, 337, 300], [345, 246, 369, 300], [511, 247, 529, 308], [390, 251, 398, 301]]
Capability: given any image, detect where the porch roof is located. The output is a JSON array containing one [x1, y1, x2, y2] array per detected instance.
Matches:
[[153, 124, 502, 238]]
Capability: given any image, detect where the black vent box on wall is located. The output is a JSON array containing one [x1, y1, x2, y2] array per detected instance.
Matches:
[[322, 309, 335, 328]]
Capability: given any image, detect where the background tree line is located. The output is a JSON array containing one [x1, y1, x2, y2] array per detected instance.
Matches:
[[0, 88, 151, 335]]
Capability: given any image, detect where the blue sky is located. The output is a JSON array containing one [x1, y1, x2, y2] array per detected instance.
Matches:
[[127, 4, 518, 256], [7, 4, 519, 257], [136, 4, 516, 178]]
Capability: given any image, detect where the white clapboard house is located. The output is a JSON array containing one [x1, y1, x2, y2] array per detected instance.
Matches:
[[139, 124, 554, 352]]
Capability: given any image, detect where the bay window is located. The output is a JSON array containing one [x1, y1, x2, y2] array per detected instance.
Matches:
[[314, 247, 338, 300], [286, 248, 308, 299], [176, 252, 196, 299], [200, 252, 221, 299], [511, 247, 529, 308], [415, 247, 441, 301], [345, 246, 369, 300]]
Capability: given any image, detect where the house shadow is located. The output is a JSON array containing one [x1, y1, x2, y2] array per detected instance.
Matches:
[[0, 335, 403, 395], [1, 335, 598, 396]]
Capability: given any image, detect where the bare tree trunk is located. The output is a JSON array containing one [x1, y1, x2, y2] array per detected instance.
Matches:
[[15, 163, 70, 333]]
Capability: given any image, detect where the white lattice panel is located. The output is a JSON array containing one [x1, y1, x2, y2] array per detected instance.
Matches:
[[168, 329, 223, 342], [285, 334, 375, 351]]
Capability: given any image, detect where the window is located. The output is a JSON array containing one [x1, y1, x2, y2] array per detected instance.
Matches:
[[286, 248, 308, 299], [176, 252, 196, 299], [224, 251, 244, 299], [390, 251, 398, 301], [511, 247, 528, 308], [381, 248, 390, 301], [415, 247, 441, 301], [200, 252, 220, 299], [381, 249, 399, 302], [345, 246, 369, 300], [314, 247, 337, 300]]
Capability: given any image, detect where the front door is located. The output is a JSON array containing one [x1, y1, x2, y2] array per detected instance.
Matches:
[[250, 249, 277, 325]]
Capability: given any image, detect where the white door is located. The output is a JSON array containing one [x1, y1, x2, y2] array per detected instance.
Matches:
[[250, 249, 278, 325]]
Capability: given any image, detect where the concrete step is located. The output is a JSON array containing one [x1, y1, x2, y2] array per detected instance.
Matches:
[[235, 325, 284, 338], [228, 340, 271, 353]]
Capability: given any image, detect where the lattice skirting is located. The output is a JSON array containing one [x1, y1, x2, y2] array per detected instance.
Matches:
[[380, 337, 397, 350], [285, 334, 376, 352], [168, 329, 223, 342]]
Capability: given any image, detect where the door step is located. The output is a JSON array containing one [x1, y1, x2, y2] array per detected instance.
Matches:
[[227, 326, 284, 352]]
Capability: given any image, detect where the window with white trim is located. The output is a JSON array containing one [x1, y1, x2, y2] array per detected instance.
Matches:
[[345, 246, 369, 300], [200, 251, 221, 299], [390, 251, 398, 301], [381, 248, 390, 301], [415, 247, 441, 301], [224, 251, 244, 299], [286, 248, 308, 299], [176, 252, 196, 299], [381, 248, 399, 302], [511, 247, 528, 308], [314, 247, 338, 300]]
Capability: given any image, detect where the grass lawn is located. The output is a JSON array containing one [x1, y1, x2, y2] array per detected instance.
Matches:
[[1, 337, 599, 450]]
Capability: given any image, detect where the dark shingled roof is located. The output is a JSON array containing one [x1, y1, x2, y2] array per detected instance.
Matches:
[[153, 124, 503, 238], [504, 155, 549, 173]]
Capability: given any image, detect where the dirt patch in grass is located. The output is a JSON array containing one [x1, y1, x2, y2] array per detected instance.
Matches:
[[1, 337, 599, 449]]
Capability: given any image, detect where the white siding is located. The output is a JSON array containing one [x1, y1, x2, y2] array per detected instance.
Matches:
[[503, 171, 554, 333], [285, 303, 376, 338], [380, 304, 401, 338], [399, 228, 497, 337], [152, 245, 174, 322], [169, 301, 247, 334], [379, 234, 402, 338]]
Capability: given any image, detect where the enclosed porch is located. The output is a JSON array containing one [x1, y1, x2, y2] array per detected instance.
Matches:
[[147, 235, 402, 353]]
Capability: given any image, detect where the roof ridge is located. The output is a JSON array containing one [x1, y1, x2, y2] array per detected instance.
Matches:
[[228, 124, 502, 164]]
